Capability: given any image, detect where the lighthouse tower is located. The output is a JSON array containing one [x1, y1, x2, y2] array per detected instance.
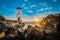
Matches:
[[17, 7, 22, 24]]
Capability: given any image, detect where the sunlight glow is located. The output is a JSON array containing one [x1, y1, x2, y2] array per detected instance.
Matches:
[[34, 18, 39, 22]]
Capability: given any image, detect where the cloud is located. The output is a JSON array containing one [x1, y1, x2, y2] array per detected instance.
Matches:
[[36, 7, 52, 12], [27, 10, 33, 13], [42, 2, 48, 7], [39, 2, 48, 7], [38, 2, 52, 12], [45, 7, 52, 10], [24, 7, 28, 9], [37, 8, 44, 12], [30, 5, 37, 8], [23, 4, 28, 10]]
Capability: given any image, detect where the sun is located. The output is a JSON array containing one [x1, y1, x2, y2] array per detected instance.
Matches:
[[34, 18, 39, 22]]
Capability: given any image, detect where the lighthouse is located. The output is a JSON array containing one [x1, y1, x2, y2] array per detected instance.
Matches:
[[16, 7, 22, 24]]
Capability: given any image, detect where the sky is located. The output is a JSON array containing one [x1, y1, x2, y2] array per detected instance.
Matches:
[[0, 0, 60, 22]]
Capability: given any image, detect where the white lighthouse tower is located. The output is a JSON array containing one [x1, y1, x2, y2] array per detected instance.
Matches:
[[16, 7, 22, 24]]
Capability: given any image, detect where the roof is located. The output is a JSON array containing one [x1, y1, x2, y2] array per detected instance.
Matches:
[[17, 7, 21, 9]]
